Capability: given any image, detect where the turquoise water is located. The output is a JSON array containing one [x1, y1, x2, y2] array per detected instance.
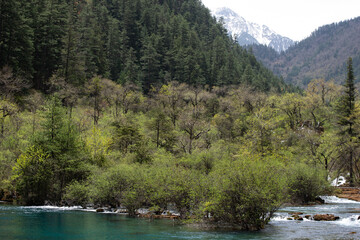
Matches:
[[1, 197, 360, 240], [0, 204, 267, 240]]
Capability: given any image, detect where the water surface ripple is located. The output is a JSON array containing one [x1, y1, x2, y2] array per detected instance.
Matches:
[[1, 196, 359, 240]]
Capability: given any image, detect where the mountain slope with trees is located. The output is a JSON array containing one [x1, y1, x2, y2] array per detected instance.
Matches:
[[4, 0, 360, 231], [251, 17, 360, 87], [0, 0, 287, 93]]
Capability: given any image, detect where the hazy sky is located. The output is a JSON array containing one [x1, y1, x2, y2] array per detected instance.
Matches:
[[201, 0, 360, 41]]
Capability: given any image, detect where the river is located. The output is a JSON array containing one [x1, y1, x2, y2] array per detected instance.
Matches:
[[0, 196, 359, 240]]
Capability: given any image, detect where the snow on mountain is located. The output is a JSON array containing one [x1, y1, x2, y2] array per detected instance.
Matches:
[[213, 7, 294, 53]]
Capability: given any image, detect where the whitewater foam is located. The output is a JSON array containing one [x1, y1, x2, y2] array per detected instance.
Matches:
[[321, 196, 360, 204], [271, 215, 311, 222], [20, 206, 86, 213], [335, 215, 360, 227], [22, 206, 83, 210]]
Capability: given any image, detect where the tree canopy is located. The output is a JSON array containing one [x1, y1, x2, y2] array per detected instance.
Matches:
[[0, 0, 288, 93]]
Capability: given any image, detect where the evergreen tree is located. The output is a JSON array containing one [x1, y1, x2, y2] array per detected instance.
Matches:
[[0, 0, 33, 79], [78, 1, 106, 79], [146, 108, 174, 149], [86, 77, 103, 125], [140, 34, 161, 92], [62, 0, 85, 85], [123, 48, 140, 84], [31, 0, 67, 90], [33, 96, 87, 202], [336, 57, 358, 186], [107, 17, 122, 81], [1, 0, 286, 93]]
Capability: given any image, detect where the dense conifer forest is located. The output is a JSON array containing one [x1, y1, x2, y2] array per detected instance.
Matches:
[[0, 0, 288, 92], [0, 0, 359, 231]]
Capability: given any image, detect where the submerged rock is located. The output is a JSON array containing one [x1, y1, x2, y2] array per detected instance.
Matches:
[[138, 213, 180, 220], [315, 197, 325, 204], [116, 208, 128, 214], [96, 208, 105, 213], [313, 214, 339, 221], [289, 212, 304, 221]]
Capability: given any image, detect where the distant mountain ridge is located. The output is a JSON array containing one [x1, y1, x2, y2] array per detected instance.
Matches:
[[213, 7, 294, 53], [250, 17, 360, 87]]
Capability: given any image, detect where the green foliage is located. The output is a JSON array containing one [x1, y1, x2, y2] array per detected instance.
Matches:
[[12, 146, 51, 205], [206, 156, 287, 230], [0, 99, 18, 136], [30, 0, 67, 89], [0, 0, 287, 92], [336, 57, 357, 135], [1, 65, 355, 229], [0, 149, 16, 192], [0, 0, 34, 79], [4, 2, 357, 227], [89, 164, 146, 215], [252, 18, 360, 87], [111, 121, 143, 154], [85, 126, 111, 167], [64, 181, 89, 207], [26, 96, 90, 203], [287, 163, 329, 204], [334, 57, 359, 186], [146, 163, 206, 218], [145, 108, 175, 150]]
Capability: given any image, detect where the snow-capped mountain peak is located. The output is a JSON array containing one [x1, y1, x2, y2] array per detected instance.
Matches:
[[213, 7, 294, 52]]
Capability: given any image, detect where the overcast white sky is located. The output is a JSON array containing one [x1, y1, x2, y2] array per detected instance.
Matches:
[[201, 0, 360, 41]]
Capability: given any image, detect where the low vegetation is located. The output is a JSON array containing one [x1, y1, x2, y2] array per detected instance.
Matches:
[[1, 59, 359, 229], [0, 0, 358, 231]]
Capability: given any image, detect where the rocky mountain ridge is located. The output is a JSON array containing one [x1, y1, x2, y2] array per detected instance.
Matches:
[[213, 7, 294, 53], [250, 17, 360, 87]]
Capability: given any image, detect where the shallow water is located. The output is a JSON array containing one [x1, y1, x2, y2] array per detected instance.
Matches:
[[0, 196, 359, 240]]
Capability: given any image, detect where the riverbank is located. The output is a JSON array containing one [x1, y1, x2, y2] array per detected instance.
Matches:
[[336, 187, 360, 202], [2, 197, 360, 239]]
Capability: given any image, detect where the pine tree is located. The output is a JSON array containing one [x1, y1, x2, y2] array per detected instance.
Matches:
[[62, 0, 84, 85], [31, 0, 67, 90], [107, 17, 122, 81], [0, 0, 33, 79], [77, 1, 107, 79], [140, 34, 161, 93], [337, 57, 358, 186], [86, 77, 103, 125], [33, 96, 87, 202]]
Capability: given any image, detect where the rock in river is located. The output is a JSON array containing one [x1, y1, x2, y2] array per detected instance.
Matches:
[[313, 214, 339, 221]]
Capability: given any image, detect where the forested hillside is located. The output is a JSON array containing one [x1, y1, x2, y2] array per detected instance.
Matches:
[[0, 0, 287, 92], [251, 17, 360, 87], [2, 0, 360, 231], [0, 77, 345, 230]]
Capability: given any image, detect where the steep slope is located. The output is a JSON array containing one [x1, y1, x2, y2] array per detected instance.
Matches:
[[0, 0, 288, 93], [213, 7, 294, 53], [251, 17, 360, 87]]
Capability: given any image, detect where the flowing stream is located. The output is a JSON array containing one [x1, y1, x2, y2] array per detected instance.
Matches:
[[0, 196, 359, 240]]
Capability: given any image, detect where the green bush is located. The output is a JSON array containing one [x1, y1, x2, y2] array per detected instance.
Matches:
[[89, 164, 147, 215], [287, 163, 329, 204], [64, 181, 89, 207], [146, 163, 206, 219], [205, 156, 287, 230], [12, 146, 51, 205]]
